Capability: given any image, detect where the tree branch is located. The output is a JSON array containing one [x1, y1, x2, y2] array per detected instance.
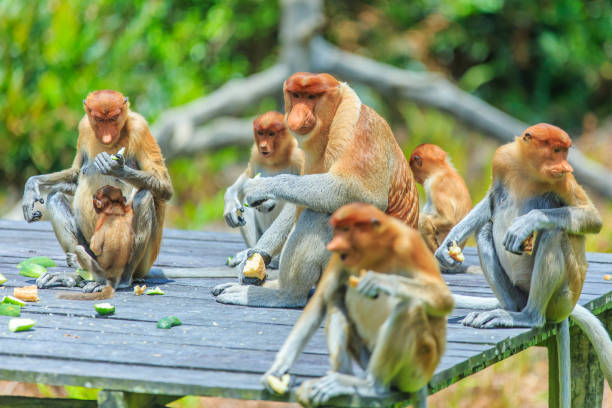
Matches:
[[311, 37, 612, 199]]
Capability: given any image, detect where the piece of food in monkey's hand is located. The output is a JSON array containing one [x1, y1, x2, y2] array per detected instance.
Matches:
[[1, 296, 26, 307], [604, 275, 611, 281], [254, 172, 262, 179], [242, 253, 266, 283], [146, 286, 164, 295], [157, 316, 182, 329], [348, 270, 368, 288], [94, 303, 115, 315], [17, 256, 56, 269], [133, 285, 147, 296], [8, 318, 35, 332], [448, 241, 465, 263], [13, 286, 39, 302], [266, 374, 291, 395], [19, 263, 47, 278], [520, 233, 535, 255], [0, 273, 6, 285], [77, 269, 93, 281], [111, 147, 126, 160], [0, 304, 21, 317]]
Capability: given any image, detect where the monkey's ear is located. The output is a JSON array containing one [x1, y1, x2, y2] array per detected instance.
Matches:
[[124, 97, 129, 104], [522, 132, 532, 142], [414, 156, 422, 167], [370, 218, 380, 227]]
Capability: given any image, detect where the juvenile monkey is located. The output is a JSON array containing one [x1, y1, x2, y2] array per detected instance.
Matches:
[[262, 203, 454, 406], [409, 144, 472, 253], [435, 124, 612, 384], [22, 90, 173, 293], [60, 186, 135, 300], [213, 72, 419, 307], [223, 111, 305, 269]]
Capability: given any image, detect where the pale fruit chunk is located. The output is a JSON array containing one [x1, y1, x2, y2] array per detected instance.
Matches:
[[267, 374, 291, 395], [448, 241, 465, 263], [13, 285, 39, 302], [348, 269, 367, 288], [133, 285, 147, 296], [0, 273, 6, 285], [521, 233, 535, 255], [8, 318, 35, 332], [243, 253, 266, 281]]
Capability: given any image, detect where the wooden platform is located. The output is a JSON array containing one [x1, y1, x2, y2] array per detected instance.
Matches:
[[0, 219, 610, 407]]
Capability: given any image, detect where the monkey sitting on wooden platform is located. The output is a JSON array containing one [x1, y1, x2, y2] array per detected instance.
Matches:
[[262, 203, 453, 406], [223, 111, 304, 273], [60, 186, 135, 300], [435, 123, 612, 385]]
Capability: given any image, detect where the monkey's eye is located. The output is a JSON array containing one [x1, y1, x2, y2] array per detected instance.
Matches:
[[554, 147, 561, 153], [257, 131, 264, 136], [308, 94, 315, 100], [292, 92, 299, 98], [268, 132, 275, 137]]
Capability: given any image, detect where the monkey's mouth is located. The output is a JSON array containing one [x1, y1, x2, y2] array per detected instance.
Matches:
[[260, 150, 271, 157], [340, 253, 348, 261]]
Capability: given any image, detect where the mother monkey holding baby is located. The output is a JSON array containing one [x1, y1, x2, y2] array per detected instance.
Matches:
[[22, 90, 173, 293]]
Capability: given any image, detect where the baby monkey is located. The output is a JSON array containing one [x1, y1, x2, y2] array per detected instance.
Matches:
[[262, 203, 454, 406], [60, 185, 135, 300], [409, 143, 472, 256]]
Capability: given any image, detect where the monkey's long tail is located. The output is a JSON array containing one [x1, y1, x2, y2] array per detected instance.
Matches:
[[570, 304, 612, 386], [58, 286, 114, 301], [452, 294, 500, 310]]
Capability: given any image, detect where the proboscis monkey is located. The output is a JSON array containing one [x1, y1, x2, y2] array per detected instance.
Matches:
[[213, 72, 419, 307], [22, 90, 173, 293], [261, 203, 453, 406], [409, 144, 472, 254], [435, 123, 612, 384], [223, 111, 305, 272], [59, 186, 135, 300]]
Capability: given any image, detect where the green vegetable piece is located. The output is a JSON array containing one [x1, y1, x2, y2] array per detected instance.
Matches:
[[1, 296, 26, 307], [77, 269, 93, 281], [8, 318, 35, 332], [226, 257, 233, 265], [243, 202, 249, 207], [157, 316, 182, 329], [0, 273, 6, 285], [94, 303, 115, 315], [17, 256, 56, 269], [146, 286, 165, 295], [254, 172, 262, 179], [0, 304, 20, 317], [19, 263, 47, 278]]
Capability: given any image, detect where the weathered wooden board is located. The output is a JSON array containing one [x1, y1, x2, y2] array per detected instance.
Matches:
[[0, 219, 610, 407]]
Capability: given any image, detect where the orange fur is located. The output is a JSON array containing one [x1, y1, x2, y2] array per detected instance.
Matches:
[[410, 144, 472, 252]]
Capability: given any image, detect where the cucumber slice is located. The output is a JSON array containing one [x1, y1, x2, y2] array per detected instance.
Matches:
[[146, 287, 164, 295], [1, 296, 26, 307], [17, 256, 56, 269], [77, 269, 93, 281], [0, 273, 6, 285], [94, 303, 115, 315], [157, 316, 182, 329], [0, 304, 20, 317], [8, 318, 35, 332], [19, 263, 47, 278]]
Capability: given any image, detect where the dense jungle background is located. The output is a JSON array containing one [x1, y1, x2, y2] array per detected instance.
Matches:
[[1, 0, 611, 406]]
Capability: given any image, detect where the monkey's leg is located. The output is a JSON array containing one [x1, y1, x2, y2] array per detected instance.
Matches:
[[118, 190, 156, 289], [227, 208, 262, 267], [326, 301, 355, 375], [464, 229, 567, 328], [214, 210, 330, 308], [37, 191, 86, 289]]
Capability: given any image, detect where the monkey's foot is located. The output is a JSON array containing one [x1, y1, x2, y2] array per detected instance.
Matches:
[[211, 282, 236, 297], [82, 281, 105, 293], [297, 373, 382, 407], [461, 308, 545, 328], [214, 284, 306, 308], [37, 272, 81, 289]]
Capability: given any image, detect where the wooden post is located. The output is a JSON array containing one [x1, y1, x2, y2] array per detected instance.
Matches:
[[412, 386, 428, 408], [557, 319, 571, 408], [547, 329, 561, 408]]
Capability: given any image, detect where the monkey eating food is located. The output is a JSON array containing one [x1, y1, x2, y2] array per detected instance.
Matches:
[[261, 203, 453, 406], [22, 90, 172, 294]]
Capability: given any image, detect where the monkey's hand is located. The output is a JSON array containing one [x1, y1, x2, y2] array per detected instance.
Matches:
[[261, 367, 291, 395], [93, 151, 125, 177], [223, 199, 246, 228], [237, 249, 271, 285], [503, 212, 540, 255], [22, 176, 44, 223], [356, 272, 396, 299], [243, 177, 276, 211], [434, 239, 461, 269]]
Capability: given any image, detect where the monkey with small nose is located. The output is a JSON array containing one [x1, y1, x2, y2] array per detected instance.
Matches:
[[59, 185, 135, 300]]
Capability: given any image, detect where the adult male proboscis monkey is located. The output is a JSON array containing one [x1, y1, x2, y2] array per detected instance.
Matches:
[[223, 111, 305, 273], [435, 123, 612, 385], [261, 203, 453, 406], [22, 90, 173, 293], [213, 72, 420, 307]]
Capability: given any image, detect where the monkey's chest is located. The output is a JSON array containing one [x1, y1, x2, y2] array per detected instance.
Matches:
[[345, 287, 398, 351], [74, 174, 132, 241]]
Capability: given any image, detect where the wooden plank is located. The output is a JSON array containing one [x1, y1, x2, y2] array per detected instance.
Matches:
[[0, 395, 96, 408]]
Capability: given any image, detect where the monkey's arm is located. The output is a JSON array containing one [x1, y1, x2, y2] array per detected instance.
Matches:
[[357, 272, 454, 317], [435, 191, 492, 267], [244, 173, 387, 214], [254, 203, 297, 260], [224, 172, 249, 228], [503, 203, 602, 254], [261, 258, 342, 391]]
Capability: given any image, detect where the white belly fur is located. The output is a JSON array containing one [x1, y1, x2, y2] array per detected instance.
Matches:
[[74, 173, 132, 241]]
